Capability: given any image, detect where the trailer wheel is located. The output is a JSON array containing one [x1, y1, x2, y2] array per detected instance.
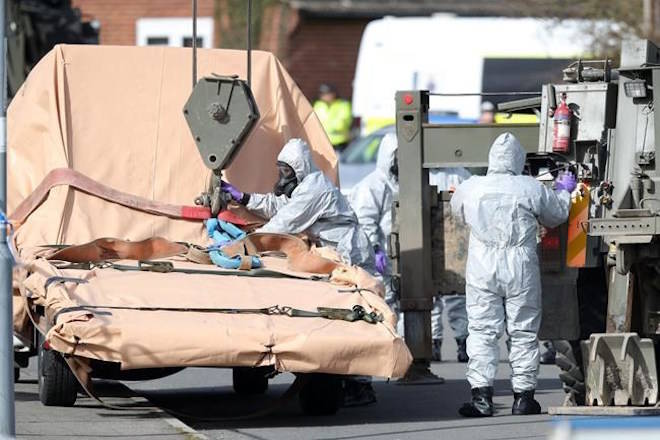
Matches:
[[38, 334, 78, 406], [232, 367, 269, 395], [299, 374, 342, 416]]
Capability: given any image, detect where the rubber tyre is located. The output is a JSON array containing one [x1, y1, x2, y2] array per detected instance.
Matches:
[[232, 367, 269, 395], [554, 266, 608, 405], [37, 334, 78, 406], [575, 267, 608, 340], [13, 367, 19, 383], [299, 374, 342, 416]]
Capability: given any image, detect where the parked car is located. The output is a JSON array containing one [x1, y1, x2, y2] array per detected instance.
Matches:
[[338, 125, 395, 196]]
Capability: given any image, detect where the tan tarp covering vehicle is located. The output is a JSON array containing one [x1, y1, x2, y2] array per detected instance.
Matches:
[[8, 44, 339, 247], [8, 45, 412, 379]]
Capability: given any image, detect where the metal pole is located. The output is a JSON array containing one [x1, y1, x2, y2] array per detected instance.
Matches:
[[192, 0, 198, 89], [395, 90, 443, 385], [247, 0, 252, 87], [0, 0, 15, 436]]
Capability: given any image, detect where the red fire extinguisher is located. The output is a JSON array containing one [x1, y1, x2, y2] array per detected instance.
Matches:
[[553, 93, 572, 153]]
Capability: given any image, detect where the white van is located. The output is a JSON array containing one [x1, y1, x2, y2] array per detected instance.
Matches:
[[352, 15, 597, 134]]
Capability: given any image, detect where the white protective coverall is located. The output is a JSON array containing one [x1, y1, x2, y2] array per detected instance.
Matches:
[[247, 138, 375, 272], [350, 133, 398, 307], [450, 133, 570, 392], [429, 168, 471, 341]]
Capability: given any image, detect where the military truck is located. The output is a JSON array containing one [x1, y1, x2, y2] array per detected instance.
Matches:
[[392, 39, 660, 413]]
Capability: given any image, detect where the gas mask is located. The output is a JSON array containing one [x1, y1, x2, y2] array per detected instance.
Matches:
[[390, 155, 399, 182], [274, 161, 298, 197]]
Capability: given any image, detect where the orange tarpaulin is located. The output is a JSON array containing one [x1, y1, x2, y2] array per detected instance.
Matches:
[[9, 45, 411, 378], [8, 44, 337, 248]]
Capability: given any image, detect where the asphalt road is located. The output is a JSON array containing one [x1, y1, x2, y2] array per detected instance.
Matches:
[[15, 360, 201, 439], [16, 330, 566, 439], [130, 337, 566, 440]]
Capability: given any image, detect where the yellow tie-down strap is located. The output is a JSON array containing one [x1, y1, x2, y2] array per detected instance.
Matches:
[[566, 183, 590, 268]]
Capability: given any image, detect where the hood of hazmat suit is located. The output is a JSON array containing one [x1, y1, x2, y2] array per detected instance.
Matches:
[[486, 132, 526, 176], [375, 132, 399, 193], [449, 132, 571, 393], [350, 132, 399, 254], [277, 138, 318, 182], [247, 139, 375, 271]]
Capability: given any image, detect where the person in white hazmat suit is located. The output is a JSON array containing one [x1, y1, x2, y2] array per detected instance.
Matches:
[[450, 133, 575, 417], [429, 168, 471, 363], [349, 132, 401, 331], [221, 138, 375, 271], [220, 138, 377, 407]]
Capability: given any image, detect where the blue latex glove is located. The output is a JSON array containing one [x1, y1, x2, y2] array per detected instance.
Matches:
[[220, 180, 244, 202], [555, 171, 577, 193], [374, 247, 388, 275]]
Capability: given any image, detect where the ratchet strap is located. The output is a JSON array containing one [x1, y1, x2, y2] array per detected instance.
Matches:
[[51, 303, 383, 325], [50, 260, 328, 281], [8, 168, 257, 226]]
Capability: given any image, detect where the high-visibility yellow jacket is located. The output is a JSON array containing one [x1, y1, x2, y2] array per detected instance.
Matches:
[[313, 99, 353, 147]]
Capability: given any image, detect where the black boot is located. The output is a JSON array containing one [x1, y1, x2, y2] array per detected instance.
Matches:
[[458, 387, 494, 417], [432, 339, 442, 362], [456, 338, 468, 363], [512, 390, 541, 415]]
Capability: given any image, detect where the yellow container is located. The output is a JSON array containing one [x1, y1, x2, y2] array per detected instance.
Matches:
[[566, 184, 590, 268]]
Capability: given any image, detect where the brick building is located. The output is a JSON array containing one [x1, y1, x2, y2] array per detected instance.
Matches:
[[268, 0, 586, 101], [71, 0, 369, 100], [70, 1, 577, 101], [72, 0, 216, 47]]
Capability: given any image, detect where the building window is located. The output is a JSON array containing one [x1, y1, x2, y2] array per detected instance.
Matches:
[[136, 18, 213, 48], [146, 37, 169, 46], [183, 37, 204, 48]]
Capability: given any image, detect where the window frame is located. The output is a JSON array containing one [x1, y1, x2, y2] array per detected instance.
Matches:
[[136, 17, 214, 48]]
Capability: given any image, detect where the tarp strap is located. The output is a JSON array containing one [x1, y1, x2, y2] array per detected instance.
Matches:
[[180, 243, 212, 264], [52, 304, 383, 324], [44, 276, 88, 289], [8, 167, 251, 226], [50, 259, 329, 281]]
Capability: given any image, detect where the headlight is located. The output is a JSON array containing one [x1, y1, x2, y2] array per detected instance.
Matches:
[[624, 79, 648, 98]]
